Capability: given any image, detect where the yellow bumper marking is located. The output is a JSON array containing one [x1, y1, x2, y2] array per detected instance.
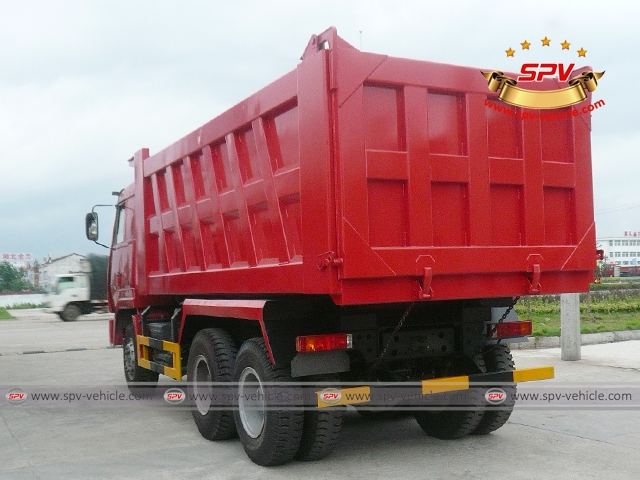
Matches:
[[513, 366, 555, 383], [136, 335, 182, 380], [421, 375, 469, 395], [161, 340, 182, 380]]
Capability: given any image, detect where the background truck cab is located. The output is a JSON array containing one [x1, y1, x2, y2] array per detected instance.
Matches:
[[43, 255, 108, 321]]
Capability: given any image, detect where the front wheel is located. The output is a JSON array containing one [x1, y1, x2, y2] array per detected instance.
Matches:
[[233, 338, 303, 466], [61, 304, 81, 322], [123, 323, 159, 385]]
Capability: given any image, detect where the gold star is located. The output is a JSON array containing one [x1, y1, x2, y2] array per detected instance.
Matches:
[[561, 40, 571, 50], [521, 40, 531, 50], [541, 36, 551, 46], [505, 47, 515, 57], [577, 47, 587, 57]]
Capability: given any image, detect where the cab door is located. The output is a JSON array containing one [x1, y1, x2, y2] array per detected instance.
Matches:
[[110, 197, 136, 309]]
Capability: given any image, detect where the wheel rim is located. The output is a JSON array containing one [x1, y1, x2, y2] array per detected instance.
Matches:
[[193, 355, 212, 415], [238, 366, 265, 439], [124, 335, 136, 380]]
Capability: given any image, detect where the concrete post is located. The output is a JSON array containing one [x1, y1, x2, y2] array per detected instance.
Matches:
[[561, 293, 581, 361]]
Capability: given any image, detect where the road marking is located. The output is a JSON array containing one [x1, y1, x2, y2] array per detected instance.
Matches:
[[0, 346, 119, 356]]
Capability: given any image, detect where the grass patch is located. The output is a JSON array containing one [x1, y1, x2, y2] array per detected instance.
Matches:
[[7, 302, 43, 309], [591, 282, 640, 290], [517, 303, 640, 337], [0, 307, 14, 320]]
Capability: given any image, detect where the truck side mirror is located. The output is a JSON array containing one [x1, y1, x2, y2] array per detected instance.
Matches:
[[86, 212, 99, 241]]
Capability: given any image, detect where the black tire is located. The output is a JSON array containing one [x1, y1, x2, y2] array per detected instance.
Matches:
[[233, 338, 303, 466], [61, 304, 81, 322], [187, 328, 238, 441], [471, 344, 516, 435], [414, 357, 485, 440], [296, 407, 343, 461], [123, 323, 159, 385], [414, 403, 485, 440]]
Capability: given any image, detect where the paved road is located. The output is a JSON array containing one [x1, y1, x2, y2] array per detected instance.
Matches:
[[0, 309, 111, 355], [1, 312, 639, 479]]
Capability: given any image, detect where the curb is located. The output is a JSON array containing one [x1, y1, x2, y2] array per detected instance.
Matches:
[[509, 329, 640, 349]]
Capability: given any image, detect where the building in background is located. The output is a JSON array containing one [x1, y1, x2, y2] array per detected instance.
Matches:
[[1, 253, 89, 289], [597, 233, 640, 275]]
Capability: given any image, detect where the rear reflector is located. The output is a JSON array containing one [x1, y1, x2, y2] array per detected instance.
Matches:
[[296, 333, 353, 353], [495, 320, 532, 338]]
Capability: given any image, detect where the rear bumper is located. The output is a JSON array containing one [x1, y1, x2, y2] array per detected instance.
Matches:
[[317, 366, 554, 408]]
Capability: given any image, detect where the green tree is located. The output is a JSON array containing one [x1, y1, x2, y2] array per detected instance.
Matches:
[[0, 261, 34, 292]]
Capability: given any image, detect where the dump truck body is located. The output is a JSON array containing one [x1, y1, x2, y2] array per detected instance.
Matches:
[[112, 30, 594, 309], [90, 27, 595, 466]]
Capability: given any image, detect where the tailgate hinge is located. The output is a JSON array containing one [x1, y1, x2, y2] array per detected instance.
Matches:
[[318, 251, 343, 270]]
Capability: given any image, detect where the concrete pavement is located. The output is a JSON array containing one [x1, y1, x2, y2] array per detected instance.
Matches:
[[1, 313, 639, 479]]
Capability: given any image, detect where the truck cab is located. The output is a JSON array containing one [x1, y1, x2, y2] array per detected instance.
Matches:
[[43, 273, 90, 321]]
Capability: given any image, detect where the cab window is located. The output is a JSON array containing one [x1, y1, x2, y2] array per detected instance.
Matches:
[[114, 204, 126, 245], [56, 276, 76, 294]]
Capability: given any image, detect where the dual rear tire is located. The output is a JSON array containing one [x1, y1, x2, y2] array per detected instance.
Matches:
[[189, 334, 342, 466], [414, 344, 516, 439]]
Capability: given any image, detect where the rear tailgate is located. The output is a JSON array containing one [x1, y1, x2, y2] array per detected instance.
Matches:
[[321, 29, 595, 304]]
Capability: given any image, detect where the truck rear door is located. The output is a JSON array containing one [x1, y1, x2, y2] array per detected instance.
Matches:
[[331, 43, 595, 303]]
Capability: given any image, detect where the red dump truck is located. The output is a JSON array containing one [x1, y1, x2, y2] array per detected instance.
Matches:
[[86, 27, 595, 466]]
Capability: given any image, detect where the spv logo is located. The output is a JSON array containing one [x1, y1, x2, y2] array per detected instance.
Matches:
[[6, 389, 27, 405], [485, 388, 507, 405], [163, 388, 185, 404], [320, 388, 342, 405], [518, 63, 575, 82], [482, 36, 604, 109]]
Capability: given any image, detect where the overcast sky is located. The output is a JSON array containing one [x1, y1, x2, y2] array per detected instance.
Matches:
[[0, 0, 637, 262]]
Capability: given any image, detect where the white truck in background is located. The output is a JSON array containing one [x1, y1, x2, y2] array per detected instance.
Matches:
[[43, 254, 108, 321]]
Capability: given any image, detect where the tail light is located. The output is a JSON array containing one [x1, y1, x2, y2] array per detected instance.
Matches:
[[495, 320, 532, 338], [296, 333, 353, 353]]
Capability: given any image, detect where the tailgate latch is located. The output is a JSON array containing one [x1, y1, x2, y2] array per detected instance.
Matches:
[[419, 266, 433, 299], [527, 254, 543, 294]]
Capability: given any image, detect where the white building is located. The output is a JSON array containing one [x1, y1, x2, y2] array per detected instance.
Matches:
[[597, 233, 640, 266]]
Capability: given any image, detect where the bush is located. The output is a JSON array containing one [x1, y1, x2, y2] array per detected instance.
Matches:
[[0, 308, 13, 320], [0, 261, 35, 292]]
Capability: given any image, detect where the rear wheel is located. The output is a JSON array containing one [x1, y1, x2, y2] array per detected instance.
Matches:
[[187, 328, 238, 440], [61, 304, 81, 322], [414, 403, 485, 439], [296, 408, 343, 461], [233, 338, 303, 466], [123, 323, 159, 385], [414, 357, 485, 440], [472, 344, 516, 435]]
